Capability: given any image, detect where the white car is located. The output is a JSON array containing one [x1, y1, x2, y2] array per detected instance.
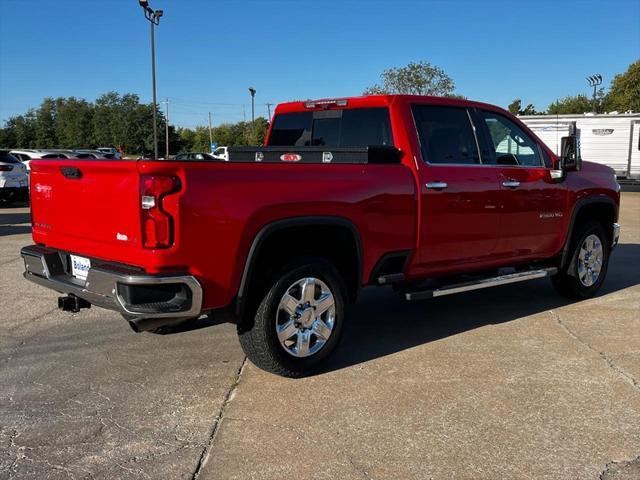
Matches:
[[0, 150, 29, 204], [212, 146, 229, 161], [10, 149, 42, 172], [10, 150, 83, 172]]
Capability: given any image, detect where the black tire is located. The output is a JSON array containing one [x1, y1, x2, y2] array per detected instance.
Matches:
[[552, 221, 610, 299], [238, 259, 347, 377]]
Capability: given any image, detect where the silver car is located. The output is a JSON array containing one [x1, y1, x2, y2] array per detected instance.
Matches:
[[0, 150, 29, 204]]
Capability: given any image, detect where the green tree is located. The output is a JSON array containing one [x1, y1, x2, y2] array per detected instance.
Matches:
[[507, 98, 538, 115], [0, 111, 37, 148], [508, 99, 522, 115], [364, 61, 458, 97], [246, 117, 269, 145], [35, 98, 57, 148], [604, 60, 640, 112], [55, 97, 94, 148], [547, 95, 593, 114]]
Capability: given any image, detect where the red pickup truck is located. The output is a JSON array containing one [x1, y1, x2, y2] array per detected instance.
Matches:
[[22, 95, 621, 377]]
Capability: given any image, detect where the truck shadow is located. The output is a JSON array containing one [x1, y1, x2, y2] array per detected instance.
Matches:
[[322, 242, 640, 374], [0, 208, 32, 237]]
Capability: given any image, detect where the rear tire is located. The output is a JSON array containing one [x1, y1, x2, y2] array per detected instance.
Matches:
[[552, 221, 610, 300], [238, 260, 346, 377]]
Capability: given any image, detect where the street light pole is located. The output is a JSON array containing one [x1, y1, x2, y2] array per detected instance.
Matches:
[[586, 74, 602, 114], [248, 87, 256, 124], [139, 1, 163, 159]]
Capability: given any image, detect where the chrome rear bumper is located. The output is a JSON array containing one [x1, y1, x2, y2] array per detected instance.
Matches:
[[21, 245, 203, 328]]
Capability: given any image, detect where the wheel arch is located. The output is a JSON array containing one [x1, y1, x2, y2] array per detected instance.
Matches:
[[560, 196, 618, 268], [234, 216, 363, 318]]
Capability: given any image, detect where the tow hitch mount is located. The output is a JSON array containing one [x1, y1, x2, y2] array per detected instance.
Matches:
[[58, 295, 91, 313]]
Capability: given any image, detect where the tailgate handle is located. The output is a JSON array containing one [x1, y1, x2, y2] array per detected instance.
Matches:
[[60, 167, 82, 179]]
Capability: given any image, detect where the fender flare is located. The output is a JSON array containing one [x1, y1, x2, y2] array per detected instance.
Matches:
[[234, 216, 363, 317], [559, 196, 618, 268]]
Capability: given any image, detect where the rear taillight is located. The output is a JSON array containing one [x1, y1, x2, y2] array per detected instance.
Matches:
[[0, 165, 13, 171], [140, 175, 181, 249]]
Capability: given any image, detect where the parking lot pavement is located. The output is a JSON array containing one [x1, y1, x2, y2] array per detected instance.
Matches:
[[1, 195, 639, 480]]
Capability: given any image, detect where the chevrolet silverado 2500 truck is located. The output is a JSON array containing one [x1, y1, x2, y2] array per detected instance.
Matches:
[[21, 95, 621, 377]]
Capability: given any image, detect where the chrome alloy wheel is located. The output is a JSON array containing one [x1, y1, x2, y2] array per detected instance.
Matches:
[[578, 234, 604, 287], [275, 277, 336, 358]]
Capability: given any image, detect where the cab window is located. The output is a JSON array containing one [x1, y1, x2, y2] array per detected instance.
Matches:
[[478, 110, 543, 167], [411, 105, 480, 164], [268, 108, 393, 147]]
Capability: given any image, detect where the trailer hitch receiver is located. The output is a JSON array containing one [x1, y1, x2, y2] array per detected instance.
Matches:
[[58, 295, 92, 313]]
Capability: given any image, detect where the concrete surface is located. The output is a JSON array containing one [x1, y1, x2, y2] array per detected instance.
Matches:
[[1, 194, 639, 480]]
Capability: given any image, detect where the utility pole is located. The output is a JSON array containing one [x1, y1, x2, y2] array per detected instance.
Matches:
[[208, 112, 213, 152], [266, 102, 273, 120], [163, 98, 169, 158]]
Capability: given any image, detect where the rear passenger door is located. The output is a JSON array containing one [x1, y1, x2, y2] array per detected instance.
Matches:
[[473, 109, 567, 259], [412, 105, 501, 274]]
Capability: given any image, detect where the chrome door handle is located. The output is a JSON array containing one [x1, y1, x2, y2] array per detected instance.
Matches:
[[426, 182, 448, 190], [502, 180, 520, 188]]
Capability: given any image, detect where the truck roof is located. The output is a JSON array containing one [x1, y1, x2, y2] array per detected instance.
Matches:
[[274, 94, 508, 115]]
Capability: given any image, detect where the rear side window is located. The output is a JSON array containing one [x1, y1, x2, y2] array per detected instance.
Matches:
[[268, 108, 393, 147], [412, 105, 480, 164]]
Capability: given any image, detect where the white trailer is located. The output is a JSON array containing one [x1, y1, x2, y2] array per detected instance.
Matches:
[[519, 113, 640, 180]]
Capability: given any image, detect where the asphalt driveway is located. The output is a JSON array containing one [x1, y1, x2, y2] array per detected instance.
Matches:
[[1, 194, 639, 479]]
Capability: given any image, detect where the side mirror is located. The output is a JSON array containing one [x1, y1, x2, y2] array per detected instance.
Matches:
[[560, 135, 581, 172]]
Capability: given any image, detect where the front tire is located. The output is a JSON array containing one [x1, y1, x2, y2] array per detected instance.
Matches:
[[238, 260, 346, 377], [552, 221, 610, 299]]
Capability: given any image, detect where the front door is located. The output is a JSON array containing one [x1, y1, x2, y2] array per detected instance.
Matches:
[[474, 109, 567, 259], [412, 105, 501, 275]]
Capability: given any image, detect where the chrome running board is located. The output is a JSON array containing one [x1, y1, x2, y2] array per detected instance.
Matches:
[[405, 267, 557, 301]]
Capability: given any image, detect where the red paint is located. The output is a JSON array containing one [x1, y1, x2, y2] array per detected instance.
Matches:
[[28, 95, 620, 311]]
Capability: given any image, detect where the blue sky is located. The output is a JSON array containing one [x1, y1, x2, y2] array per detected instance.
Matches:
[[1, 0, 639, 128]]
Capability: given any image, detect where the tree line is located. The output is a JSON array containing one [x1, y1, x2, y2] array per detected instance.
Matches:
[[0, 92, 269, 155], [1, 59, 637, 153]]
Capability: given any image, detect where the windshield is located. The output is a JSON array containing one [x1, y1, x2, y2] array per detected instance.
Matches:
[[268, 108, 394, 147]]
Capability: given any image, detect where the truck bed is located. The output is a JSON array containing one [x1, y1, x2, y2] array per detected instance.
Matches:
[[28, 158, 417, 311]]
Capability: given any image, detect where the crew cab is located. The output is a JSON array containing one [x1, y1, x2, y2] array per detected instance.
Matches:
[[21, 95, 621, 377]]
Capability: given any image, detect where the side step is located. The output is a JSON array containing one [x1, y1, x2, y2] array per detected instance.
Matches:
[[405, 267, 557, 301]]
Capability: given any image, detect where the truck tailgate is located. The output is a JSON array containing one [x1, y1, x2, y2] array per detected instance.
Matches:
[[30, 160, 143, 257]]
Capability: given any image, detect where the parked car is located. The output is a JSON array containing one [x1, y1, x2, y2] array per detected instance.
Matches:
[[10, 149, 43, 172], [212, 146, 229, 161], [21, 95, 620, 377], [0, 150, 28, 204], [175, 152, 217, 161], [74, 150, 116, 159], [97, 147, 122, 159]]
